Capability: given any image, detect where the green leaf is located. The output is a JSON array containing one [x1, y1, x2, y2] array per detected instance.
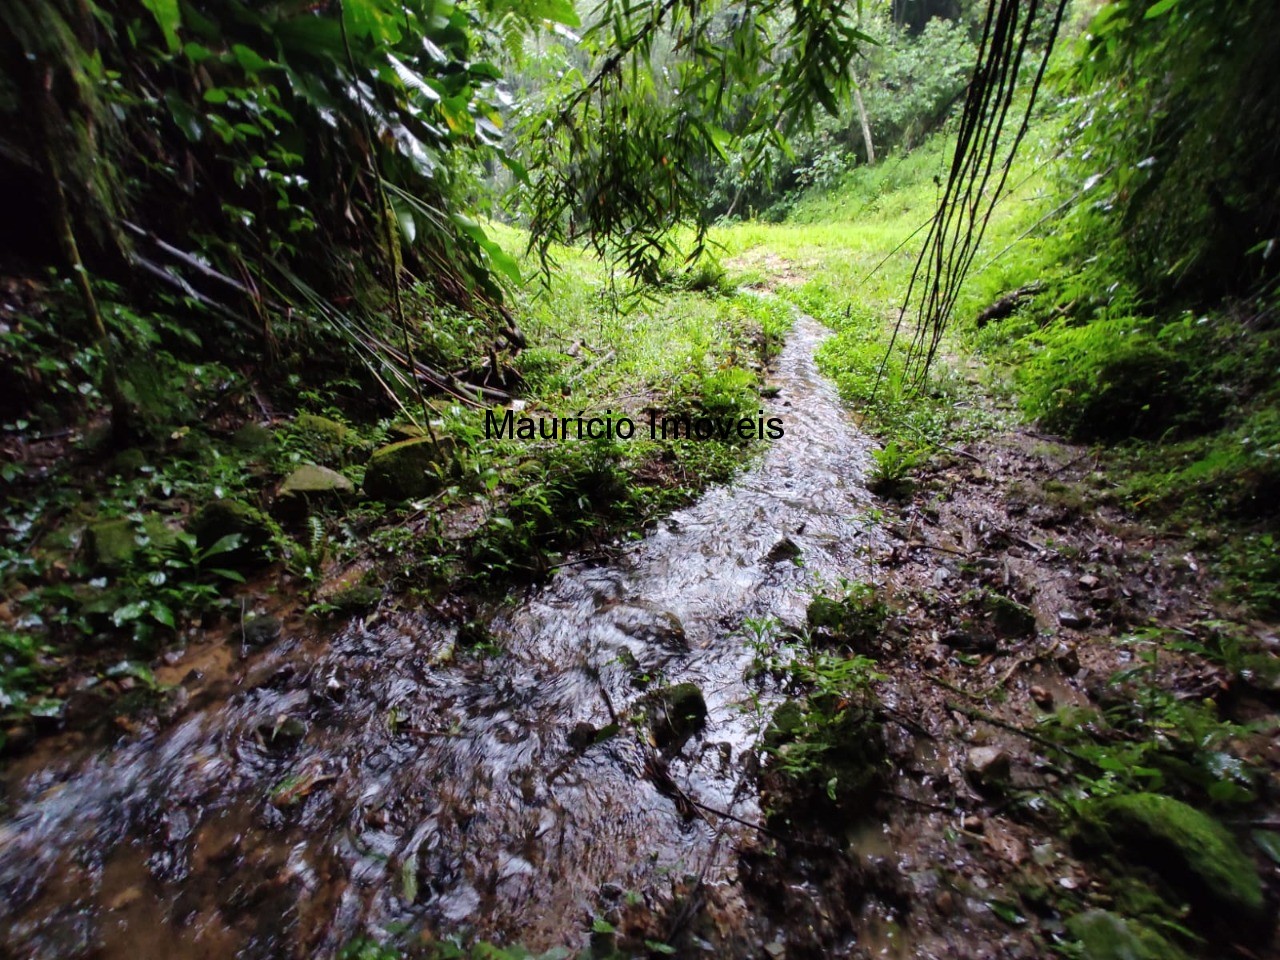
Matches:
[[1144, 0, 1179, 19], [1253, 830, 1280, 866], [150, 604, 177, 629], [231, 43, 274, 75], [165, 91, 203, 141], [452, 214, 521, 284], [209, 568, 247, 583], [107, 660, 158, 688], [140, 0, 182, 52], [342, 0, 403, 44], [112, 601, 148, 626], [387, 55, 441, 102], [401, 859, 419, 903], [525, 0, 581, 28], [988, 899, 1027, 926], [29, 698, 65, 719], [203, 533, 245, 559], [390, 196, 417, 245], [704, 123, 732, 162]]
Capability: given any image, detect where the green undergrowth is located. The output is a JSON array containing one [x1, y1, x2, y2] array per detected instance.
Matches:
[[963, 194, 1280, 617], [0, 239, 789, 741]]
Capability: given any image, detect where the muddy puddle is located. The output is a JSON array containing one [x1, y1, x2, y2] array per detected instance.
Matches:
[[0, 315, 886, 958]]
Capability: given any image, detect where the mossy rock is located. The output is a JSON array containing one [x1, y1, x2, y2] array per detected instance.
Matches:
[[763, 699, 807, 749], [85, 514, 178, 570], [189, 499, 272, 568], [983, 592, 1036, 638], [1065, 910, 1188, 960], [277, 464, 354, 517], [86, 518, 138, 570], [232, 422, 276, 453], [362, 437, 453, 502], [806, 584, 887, 649], [1081, 792, 1265, 923], [296, 413, 352, 445], [296, 413, 367, 464], [140, 513, 181, 553], [387, 422, 428, 441], [237, 614, 281, 647], [326, 583, 381, 613], [645, 682, 707, 752]]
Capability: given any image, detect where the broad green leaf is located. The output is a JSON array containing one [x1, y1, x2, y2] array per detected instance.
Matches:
[[388, 55, 441, 102], [112, 601, 148, 626], [477, 236, 522, 285], [1144, 0, 1179, 19], [164, 91, 203, 142], [231, 43, 274, 75], [342, 0, 403, 44], [452, 214, 521, 284], [390, 196, 417, 245], [140, 0, 182, 52], [528, 0, 581, 28], [704, 123, 732, 161], [203, 533, 245, 558], [107, 660, 158, 688]]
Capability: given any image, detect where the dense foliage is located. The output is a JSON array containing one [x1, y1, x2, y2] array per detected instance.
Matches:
[[1, 0, 541, 434], [1006, 0, 1280, 529]]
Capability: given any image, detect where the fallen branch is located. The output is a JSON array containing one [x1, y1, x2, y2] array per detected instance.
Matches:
[[974, 282, 1045, 327]]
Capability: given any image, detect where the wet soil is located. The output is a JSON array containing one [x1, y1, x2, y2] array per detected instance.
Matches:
[[731, 391, 1280, 958]]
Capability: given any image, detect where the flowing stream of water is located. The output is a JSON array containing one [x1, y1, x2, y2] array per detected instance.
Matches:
[[0, 315, 884, 958]]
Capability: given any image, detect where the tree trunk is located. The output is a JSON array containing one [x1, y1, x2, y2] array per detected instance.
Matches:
[[853, 81, 876, 167]]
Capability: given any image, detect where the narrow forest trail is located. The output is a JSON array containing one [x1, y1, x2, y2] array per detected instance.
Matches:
[[0, 315, 890, 958]]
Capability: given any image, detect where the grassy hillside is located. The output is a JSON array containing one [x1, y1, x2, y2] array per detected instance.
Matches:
[[713, 107, 1278, 619]]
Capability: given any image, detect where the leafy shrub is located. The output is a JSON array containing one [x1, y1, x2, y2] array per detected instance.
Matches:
[[695, 367, 758, 424], [1063, 0, 1280, 300], [860, 17, 977, 154], [869, 440, 925, 499], [650, 254, 735, 295], [1018, 317, 1192, 441]]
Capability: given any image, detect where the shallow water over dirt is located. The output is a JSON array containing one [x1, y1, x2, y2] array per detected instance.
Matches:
[[0, 315, 884, 958]]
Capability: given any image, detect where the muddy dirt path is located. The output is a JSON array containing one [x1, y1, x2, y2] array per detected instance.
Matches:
[[0, 315, 888, 958]]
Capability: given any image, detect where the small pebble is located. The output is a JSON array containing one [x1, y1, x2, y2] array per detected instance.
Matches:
[[1058, 609, 1089, 629]]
